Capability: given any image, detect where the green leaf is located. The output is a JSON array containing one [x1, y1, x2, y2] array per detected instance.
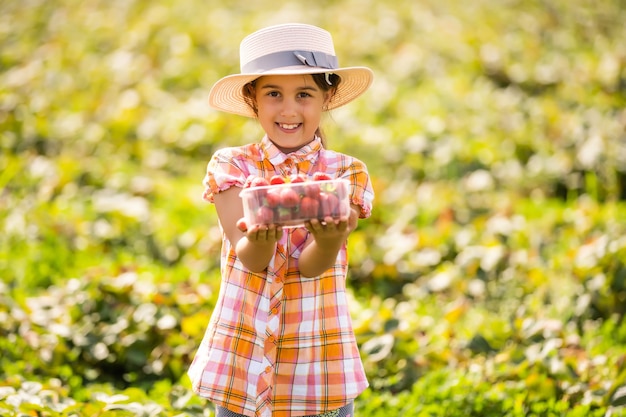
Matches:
[[612, 385, 626, 408]]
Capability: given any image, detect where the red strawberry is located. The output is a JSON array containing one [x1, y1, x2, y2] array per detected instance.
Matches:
[[243, 175, 256, 188], [270, 174, 286, 185], [280, 188, 300, 208], [250, 177, 269, 187], [300, 196, 320, 218], [289, 174, 307, 195], [313, 172, 332, 181], [304, 182, 321, 199], [290, 173, 307, 183], [265, 188, 282, 207], [319, 192, 340, 217], [256, 206, 274, 224], [276, 207, 294, 222]]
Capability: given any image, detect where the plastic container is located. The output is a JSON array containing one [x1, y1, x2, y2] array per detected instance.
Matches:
[[240, 178, 351, 228]]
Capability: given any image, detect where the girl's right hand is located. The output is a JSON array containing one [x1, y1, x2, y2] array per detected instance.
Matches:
[[214, 187, 282, 272], [238, 219, 284, 243]]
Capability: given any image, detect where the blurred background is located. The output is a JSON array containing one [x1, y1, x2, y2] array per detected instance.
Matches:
[[1, 0, 625, 415]]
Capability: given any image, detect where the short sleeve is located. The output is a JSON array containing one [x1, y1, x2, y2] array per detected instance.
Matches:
[[343, 159, 374, 219], [202, 147, 250, 203]]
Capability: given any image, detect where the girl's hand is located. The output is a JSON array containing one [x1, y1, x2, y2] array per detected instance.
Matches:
[[214, 187, 281, 272], [298, 206, 360, 277], [305, 216, 349, 241], [236, 217, 283, 243], [304, 206, 359, 242]]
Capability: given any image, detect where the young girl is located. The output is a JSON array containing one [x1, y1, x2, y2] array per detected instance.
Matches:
[[188, 23, 375, 417]]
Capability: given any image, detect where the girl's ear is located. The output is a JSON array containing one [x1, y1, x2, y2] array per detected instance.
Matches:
[[323, 88, 336, 109]]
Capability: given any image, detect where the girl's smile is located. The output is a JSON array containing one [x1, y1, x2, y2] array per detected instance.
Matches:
[[278, 123, 301, 130], [254, 74, 331, 153]]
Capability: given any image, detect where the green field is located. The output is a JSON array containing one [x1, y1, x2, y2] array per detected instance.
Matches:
[[1, 0, 626, 415]]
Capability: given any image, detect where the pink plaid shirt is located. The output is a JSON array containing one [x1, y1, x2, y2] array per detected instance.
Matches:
[[188, 136, 373, 417]]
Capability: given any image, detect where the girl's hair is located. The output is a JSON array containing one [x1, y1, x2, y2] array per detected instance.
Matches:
[[242, 73, 341, 147]]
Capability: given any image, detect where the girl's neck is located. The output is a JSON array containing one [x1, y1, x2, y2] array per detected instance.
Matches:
[[270, 137, 316, 154]]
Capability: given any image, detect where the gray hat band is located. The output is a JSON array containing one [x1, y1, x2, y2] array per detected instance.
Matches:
[[241, 50, 339, 73]]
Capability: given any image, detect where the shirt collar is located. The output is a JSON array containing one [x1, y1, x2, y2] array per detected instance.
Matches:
[[261, 135, 322, 166]]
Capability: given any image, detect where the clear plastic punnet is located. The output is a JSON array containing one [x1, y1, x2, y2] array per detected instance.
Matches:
[[240, 178, 351, 228]]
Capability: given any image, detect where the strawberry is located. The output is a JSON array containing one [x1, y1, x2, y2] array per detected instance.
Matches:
[[319, 192, 340, 217], [280, 188, 300, 208], [290, 173, 307, 183], [304, 182, 321, 199], [289, 173, 307, 196], [276, 207, 294, 222], [243, 175, 256, 188], [256, 206, 274, 224], [265, 188, 282, 207], [270, 174, 286, 185], [313, 172, 332, 181], [250, 177, 269, 187], [300, 196, 320, 218]]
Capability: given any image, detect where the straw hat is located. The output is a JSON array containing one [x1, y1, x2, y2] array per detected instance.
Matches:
[[208, 23, 374, 117]]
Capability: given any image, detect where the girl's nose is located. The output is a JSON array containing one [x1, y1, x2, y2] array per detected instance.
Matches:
[[280, 99, 298, 117]]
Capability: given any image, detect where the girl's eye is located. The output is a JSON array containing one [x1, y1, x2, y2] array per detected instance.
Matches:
[[297, 92, 312, 99], [267, 91, 280, 97]]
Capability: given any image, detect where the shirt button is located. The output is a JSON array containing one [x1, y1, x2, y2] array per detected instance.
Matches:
[[267, 335, 275, 343], [265, 366, 272, 373], [275, 276, 282, 283], [271, 307, 279, 315]]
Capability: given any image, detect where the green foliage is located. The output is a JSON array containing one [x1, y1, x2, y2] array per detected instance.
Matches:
[[2, 0, 626, 415]]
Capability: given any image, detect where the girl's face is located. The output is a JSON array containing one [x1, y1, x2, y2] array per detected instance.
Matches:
[[254, 74, 331, 153]]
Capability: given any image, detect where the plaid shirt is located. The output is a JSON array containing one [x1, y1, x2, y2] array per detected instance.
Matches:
[[188, 136, 374, 417]]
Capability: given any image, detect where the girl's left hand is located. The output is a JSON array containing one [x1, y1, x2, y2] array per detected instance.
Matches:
[[305, 216, 349, 240], [298, 206, 360, 277], [304, 206, 359, 241]]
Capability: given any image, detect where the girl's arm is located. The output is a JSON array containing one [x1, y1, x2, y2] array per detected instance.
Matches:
[[213, 186, 283, 272], [298, 204, 360, 277]]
